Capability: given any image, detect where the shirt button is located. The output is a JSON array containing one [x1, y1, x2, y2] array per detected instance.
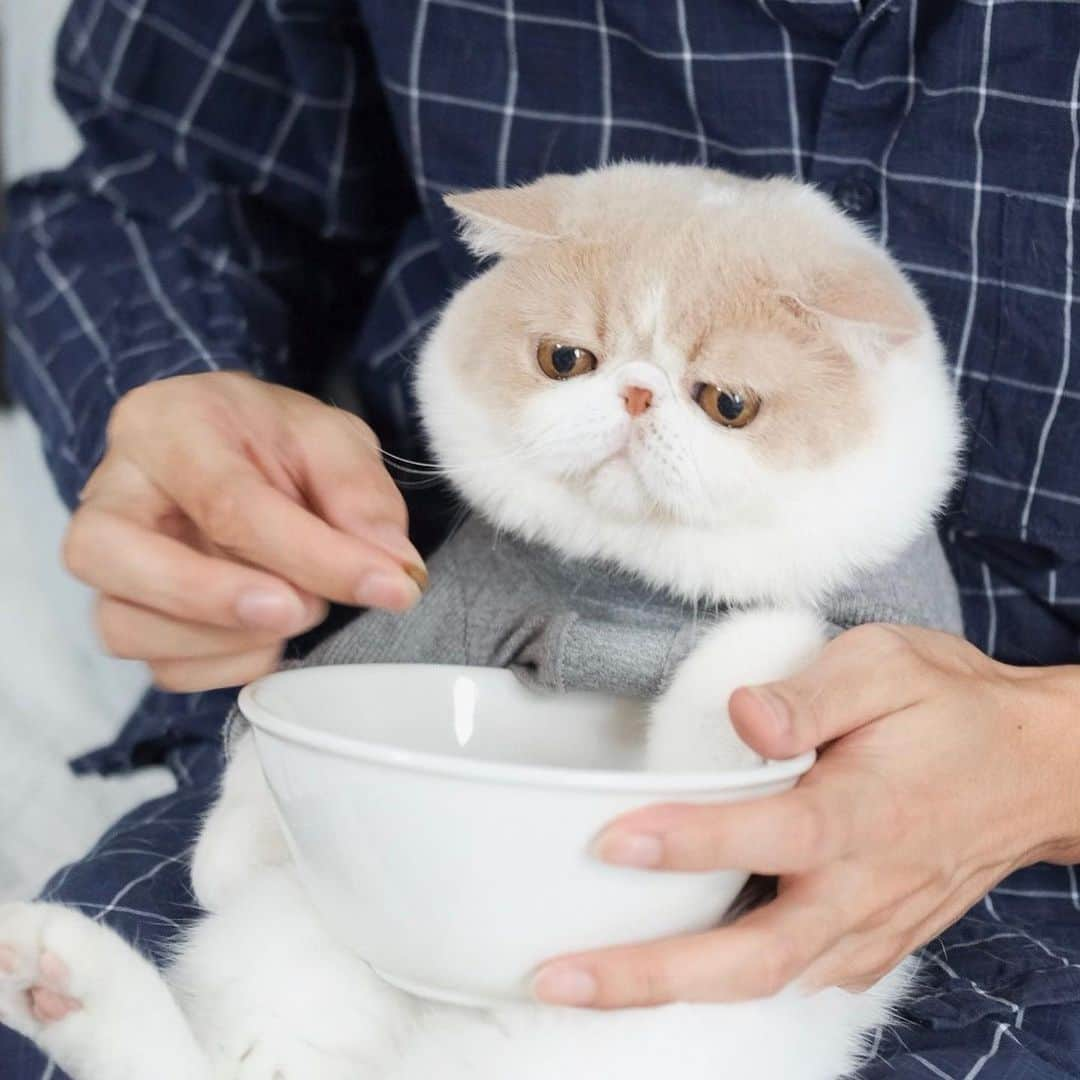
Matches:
[[832, 175, 878, 217]]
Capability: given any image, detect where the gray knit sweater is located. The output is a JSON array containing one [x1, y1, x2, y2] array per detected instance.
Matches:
[[297, 515, 963, 699]]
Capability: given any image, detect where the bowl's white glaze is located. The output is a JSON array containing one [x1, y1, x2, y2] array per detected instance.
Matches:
[[240, 665, 814, 1007]]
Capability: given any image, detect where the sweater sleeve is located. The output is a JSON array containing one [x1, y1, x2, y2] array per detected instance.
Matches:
[[1, 0, 415, 507]]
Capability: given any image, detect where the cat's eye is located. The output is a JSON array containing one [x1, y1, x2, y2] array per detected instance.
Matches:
[[693, 383, 761, 428], [537, 341, 598, 380]]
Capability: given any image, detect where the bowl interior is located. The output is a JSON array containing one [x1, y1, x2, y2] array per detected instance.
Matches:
[[243, 665, 649, 772]]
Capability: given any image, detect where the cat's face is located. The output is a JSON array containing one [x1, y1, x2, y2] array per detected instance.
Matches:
[[417, 164, 961, 602]]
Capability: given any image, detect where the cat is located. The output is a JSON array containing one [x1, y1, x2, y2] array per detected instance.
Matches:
[[0, 162, 963, 1080]]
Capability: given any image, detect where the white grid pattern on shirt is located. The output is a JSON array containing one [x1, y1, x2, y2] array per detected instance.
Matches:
[[1019, 48, 1080, 538], [951, 0, 994, 391], [757, 0, 805, 179], [594, 0, 613, 165], [174, 0, 255, 171], [495, 0, 520, 187], [9, 5, 1080, 1074]]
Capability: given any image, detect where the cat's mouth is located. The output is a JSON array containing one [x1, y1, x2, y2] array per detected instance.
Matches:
[[581, 451, 657, 520]]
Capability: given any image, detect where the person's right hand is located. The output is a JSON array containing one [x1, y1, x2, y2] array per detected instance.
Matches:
[[64, 372, 426, 693]]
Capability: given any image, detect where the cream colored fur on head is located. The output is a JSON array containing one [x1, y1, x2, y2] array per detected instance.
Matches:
[[419, 163, 961, 604]]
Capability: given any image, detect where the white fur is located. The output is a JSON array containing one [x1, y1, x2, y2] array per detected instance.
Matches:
[[648, 609, 829, 772], [0, 164, 960, 1079], [419, 301, 961, 607], [0, 881, 911, 1080], [419, 168, 962, 607]]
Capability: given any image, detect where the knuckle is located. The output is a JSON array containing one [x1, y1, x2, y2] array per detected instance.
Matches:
[[626, 956, 675, 1005], [61, 516, 94, 580], [665, 827, 715, 871], [149, 661, 192, 694], [106, 384, 157, 442], [849, 942, 905, 988], [165, 556, 215, 610], [758, 936, 800, 997], [236, 648, 282, 683], [877, 787, 909, 848], [843, 622, 910, 660], [643, 964, 676, 1005], [94, 599, 131, 657], [793, 799, 830, 863], [197, 486, 253, 552], [333, 407, 380, 449], [798, 691, 828, 746], [340, 486, 407, 532]]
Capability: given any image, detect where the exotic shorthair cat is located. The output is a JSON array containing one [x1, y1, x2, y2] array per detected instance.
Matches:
[[0, 163, 963, 1080]]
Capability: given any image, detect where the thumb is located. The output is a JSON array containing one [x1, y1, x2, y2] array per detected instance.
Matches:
[[728, 624, 927, 758]]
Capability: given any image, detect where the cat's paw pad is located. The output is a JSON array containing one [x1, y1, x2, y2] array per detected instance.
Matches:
[[0, 904, 90, 1038]]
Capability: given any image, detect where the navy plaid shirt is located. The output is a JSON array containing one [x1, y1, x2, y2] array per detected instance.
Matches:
[[5, 0, 1080, 769]]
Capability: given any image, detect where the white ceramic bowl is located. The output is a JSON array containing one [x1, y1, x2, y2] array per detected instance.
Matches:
[[240, 665, 814, 1008]]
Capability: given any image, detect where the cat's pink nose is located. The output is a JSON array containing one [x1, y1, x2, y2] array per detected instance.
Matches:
[[623, 386, 653, 417]]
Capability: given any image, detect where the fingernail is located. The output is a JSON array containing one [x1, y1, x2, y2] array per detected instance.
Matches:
[[355, 571, 422, 612], [749, 687, 792, 739], [594, 831, 664, 868], [235, 589, 306, 631], [533, 965, 598, 1007], [368, 523, 426, 571]]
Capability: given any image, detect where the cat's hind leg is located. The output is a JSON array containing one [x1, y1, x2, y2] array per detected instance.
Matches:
[[173, 865, 412, 1080], [0, 901, 210, 1080]]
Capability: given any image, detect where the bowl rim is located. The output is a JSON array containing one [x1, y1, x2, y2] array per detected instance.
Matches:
[[239, 665, 816, 794]]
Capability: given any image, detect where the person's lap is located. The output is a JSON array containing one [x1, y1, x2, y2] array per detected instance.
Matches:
[[4, 746, 1080, 1080]]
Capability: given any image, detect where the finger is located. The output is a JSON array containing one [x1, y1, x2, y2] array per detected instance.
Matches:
[[728, 624, 935, 757], [149, 646, 283, 694], [169, 460, 424, 610], [298, 410, 424, 571], [95, 597, 291, 661], [79, 455, 166, 519], [65, 507, 323, 633], [800, 927, 912, 993], [594, 772, 878, 874], [534, 881, 846, 1008]]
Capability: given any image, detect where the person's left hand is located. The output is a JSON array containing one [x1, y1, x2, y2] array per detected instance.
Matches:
[[533, 624, 1080, 1009]]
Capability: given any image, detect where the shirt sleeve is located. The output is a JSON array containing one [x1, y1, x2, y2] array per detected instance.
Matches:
[[1, 0, 415, 507]]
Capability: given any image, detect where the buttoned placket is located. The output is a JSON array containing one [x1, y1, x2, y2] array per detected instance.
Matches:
[[806, 0, 911, 238]]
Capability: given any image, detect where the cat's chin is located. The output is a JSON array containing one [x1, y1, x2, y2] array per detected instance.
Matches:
[[581, 457, 670, 524]]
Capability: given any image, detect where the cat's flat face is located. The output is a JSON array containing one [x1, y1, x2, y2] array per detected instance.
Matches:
[[417, 164, 961, 602]]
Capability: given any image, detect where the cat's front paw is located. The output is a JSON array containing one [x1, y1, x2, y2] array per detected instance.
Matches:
[[647, 608, 827, 772], [0, 903, 89, 1040]]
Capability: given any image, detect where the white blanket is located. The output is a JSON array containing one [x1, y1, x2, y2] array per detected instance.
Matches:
[[0, 411, 173, 900], [0, 0, 174, 902]]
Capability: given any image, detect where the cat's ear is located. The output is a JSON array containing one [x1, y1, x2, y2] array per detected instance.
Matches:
[[444, 175, 573, 259], [780, 248, 928, 358]]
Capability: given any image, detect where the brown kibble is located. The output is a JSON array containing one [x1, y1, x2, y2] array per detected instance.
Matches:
[[404, 563, 430, 593]]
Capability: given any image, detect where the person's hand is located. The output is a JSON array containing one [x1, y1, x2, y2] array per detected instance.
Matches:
[[533, 624, 1080, 1008], [65, 372, 425, 692]]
